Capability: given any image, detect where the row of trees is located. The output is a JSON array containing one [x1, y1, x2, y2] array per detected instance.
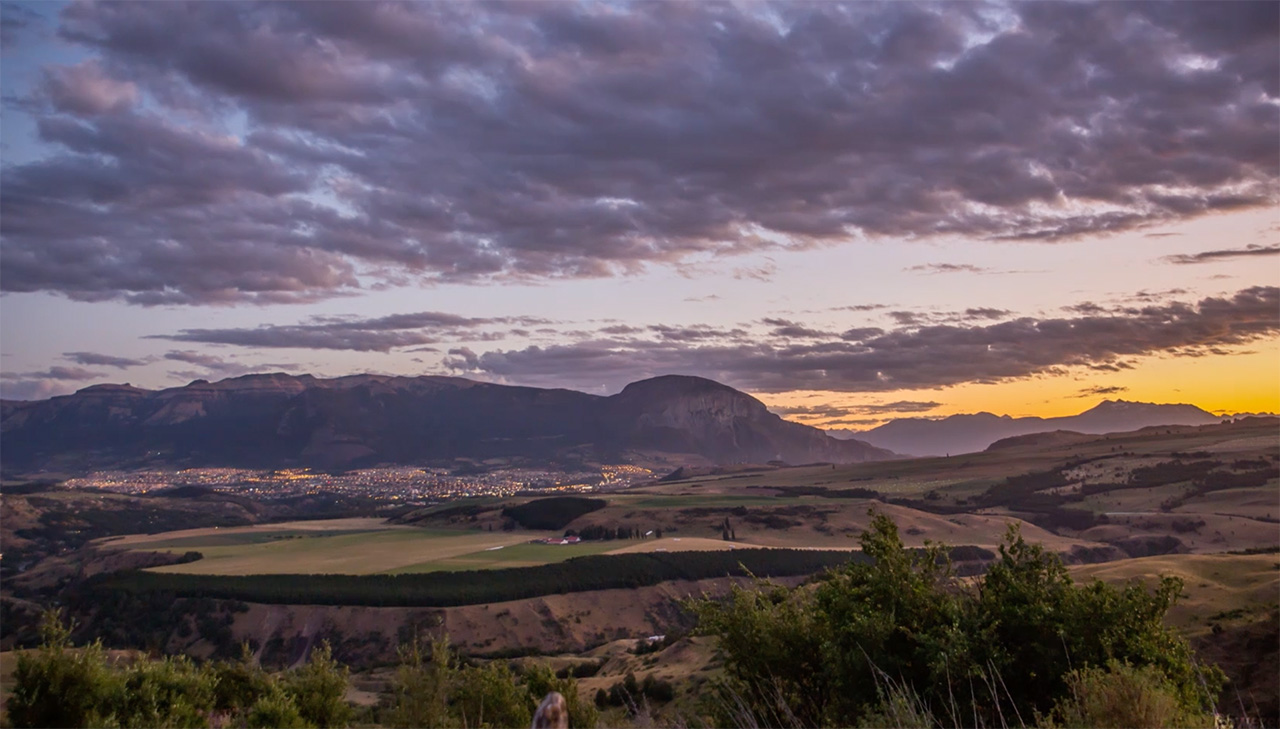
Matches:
[[100, 548, 857, 607], [692, 511, 1226, 728], [8, 615, 597, 729], [565, 525, 656, 540]]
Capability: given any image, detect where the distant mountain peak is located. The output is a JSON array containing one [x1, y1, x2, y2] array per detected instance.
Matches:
[[831, 399, 1223, 457]]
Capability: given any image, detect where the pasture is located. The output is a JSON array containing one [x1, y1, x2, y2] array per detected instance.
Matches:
[[1071, 552, 1280, 636], [121, 519, 754, 576]]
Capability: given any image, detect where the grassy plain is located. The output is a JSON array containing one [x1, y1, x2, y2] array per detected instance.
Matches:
[[137, 526, 554, 575], [1071, 552, 1280, 636]]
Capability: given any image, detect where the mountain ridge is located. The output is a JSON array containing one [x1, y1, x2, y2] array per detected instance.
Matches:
[[1, 373, 894, 472], [827, 399, 1229, 456]]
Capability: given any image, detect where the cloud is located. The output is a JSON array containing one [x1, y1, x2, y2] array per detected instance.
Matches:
[[1, 2, 1274, 304], [163, 351, 300, 379], [905, 263, 989, 275], [962, 308, 1011, 321], [774, 400, 942, 419], [62, 351, 150, 368], [0, 365, 104, 381], [762, 318, 832, 339], [1073, 385, 1129, 398], [445, 286, 1280, 393], [1163, 244, 1280, 265], [151, 310, 544, 352]]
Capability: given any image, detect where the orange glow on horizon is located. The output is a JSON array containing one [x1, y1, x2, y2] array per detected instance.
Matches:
[[759, 344, 1280, 430]]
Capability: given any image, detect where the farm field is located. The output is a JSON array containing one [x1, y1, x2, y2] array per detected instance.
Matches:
[[120, 519, 774, 575], [131, 524, 560, 575]]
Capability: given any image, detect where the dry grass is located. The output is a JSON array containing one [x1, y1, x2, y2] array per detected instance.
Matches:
[[1071, 553, 1280, 636]]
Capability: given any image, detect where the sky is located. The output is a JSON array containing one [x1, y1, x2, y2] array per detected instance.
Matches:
[[1, 0, 1277, 430]]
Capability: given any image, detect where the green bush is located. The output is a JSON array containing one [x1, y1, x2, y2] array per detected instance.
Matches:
[[523, 664, 599, 729], [107, 654, 217, 728], [1044, 661, 1217, 728], [386, 636, 454, 729], [452, 661, 531, 728], [283, 642, 351, 728], [692, 511, 1224, 728], [6, 612, 354, 729], [7, 613, 122, 728], [246, 689, 309, 729]]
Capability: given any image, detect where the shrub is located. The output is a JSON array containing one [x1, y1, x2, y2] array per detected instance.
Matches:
[[523, 664, 599, 729], [1044, 661, 1216, 728], [7, 612, 122, 728], [452, 661, 531, 728], [283, 641, 351, 728], [692, 511, 1224, 728]]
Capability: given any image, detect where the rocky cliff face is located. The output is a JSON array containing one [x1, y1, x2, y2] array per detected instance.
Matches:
[[1, 374, 893, 471]]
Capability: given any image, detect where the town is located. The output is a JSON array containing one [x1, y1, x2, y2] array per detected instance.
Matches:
[[63, 463, 654, 503]]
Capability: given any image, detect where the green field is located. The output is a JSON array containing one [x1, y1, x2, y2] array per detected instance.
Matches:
[[386, 540, 622, 573], [133, 525, 579, 575]]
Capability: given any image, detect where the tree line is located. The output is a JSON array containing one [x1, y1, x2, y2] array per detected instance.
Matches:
[[97, 548, 863, 608]]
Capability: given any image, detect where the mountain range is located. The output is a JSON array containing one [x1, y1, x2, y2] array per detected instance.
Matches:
[[0, 373, 894, 472], [828, 400, 1228, 457]]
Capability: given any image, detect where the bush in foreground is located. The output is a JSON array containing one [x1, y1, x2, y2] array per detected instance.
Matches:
[[692, 511, 1225, 728]]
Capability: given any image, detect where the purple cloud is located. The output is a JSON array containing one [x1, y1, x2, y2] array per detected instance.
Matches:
[[0, 2, 1273, 304], [445, 286, 1280, 393]]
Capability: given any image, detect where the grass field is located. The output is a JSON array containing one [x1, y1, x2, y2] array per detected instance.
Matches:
[[136, 524, 557, 575], [124, 519, 747, 576], [1071, 552, 1280, 636], [385, 540, 622, 573]]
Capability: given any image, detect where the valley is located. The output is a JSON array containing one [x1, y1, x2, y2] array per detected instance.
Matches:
[[2, 414, 1276, 725]]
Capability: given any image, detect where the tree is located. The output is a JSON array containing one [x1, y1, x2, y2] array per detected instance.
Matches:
[[283, 641, 351, 728], [452, 661, 531, 728], [387, 635, 453, 729]]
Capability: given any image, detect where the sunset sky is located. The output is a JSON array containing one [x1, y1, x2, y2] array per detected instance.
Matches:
[[1, 1, 1277, 429]]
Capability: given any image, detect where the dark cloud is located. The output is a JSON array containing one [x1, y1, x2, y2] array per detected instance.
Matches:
[[762, 318, 832, 339], [776, 400, 941, 419], [62, 351, 150, 368], [150, 310, 543, 352], [1073, 385, 1129, 398], [830, 304, 890, 312], [770, 403, 858, 419], [1, 2, 1274, 304], [1163, 244, 1280, 265], [855, 400, 943, 415], [445, 287, 1280, 393], [963, 308, 1011, 321]]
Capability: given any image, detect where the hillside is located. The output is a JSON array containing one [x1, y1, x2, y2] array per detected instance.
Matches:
[[831, 399, 1223, 456], [0, 374, 893, 471]]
